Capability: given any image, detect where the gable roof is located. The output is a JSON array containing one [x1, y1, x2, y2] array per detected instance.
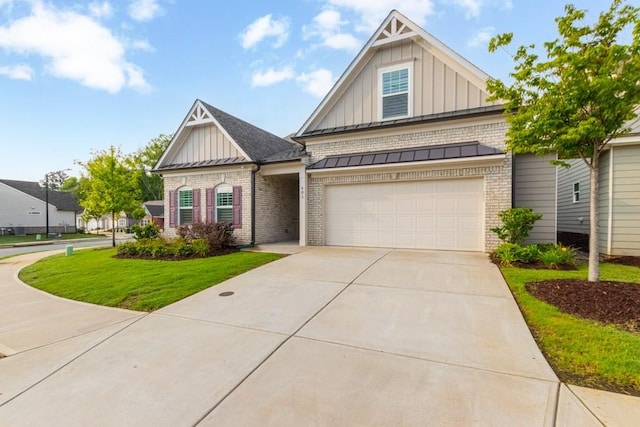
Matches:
[[0, 179, 82, 212], [296, 9, 495, 138], [155, 100, 302, 171], [308, 141, 503, 170], [143, 200, 164, 217]]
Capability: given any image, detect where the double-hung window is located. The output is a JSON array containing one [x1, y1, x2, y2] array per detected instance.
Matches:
[[216, 185, 233, 222], [179, 189, 193, 224], [572, 182, 580, 203], [379, 64, 412, 120]]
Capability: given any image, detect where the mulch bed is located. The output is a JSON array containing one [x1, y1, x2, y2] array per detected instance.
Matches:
[[606, 256, 640, 268], [489, 253, 577, 270], [526, 280, 640, 332], [114, 247, 238, 261]]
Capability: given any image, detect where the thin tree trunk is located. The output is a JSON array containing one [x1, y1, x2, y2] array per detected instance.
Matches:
[[111, 212, 116, 248], [588, 150, 600, 283]]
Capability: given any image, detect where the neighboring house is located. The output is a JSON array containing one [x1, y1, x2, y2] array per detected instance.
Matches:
[[142, 200, 165, 229], [0, 179, 81, 234], [78, 211, 136, 232], [557, 116, 640, 256], [155, 10, 557, 252]]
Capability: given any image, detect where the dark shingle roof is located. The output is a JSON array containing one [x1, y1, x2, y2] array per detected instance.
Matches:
[[0, 179, 82, 212], [307, 142, 503, 170], [262, 145, 306, 163], [143, 200, 164, 217], [200, 101, 299, 162], [297, 105, 505, 139]]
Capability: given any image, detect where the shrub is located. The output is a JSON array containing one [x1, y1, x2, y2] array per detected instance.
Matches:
[[131, 223, 160, 240], [491, 208, 543, 245], [191, 238, 209, 257], [538, 245, 577, 269], [117, 242, 139, 257], [177, 221, 235, 252], [173, 237, 195, 257]]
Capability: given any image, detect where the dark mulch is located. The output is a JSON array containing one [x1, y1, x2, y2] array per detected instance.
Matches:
[[606, 256, 640, 268], [114, 247, 238, 261], [526, 279, 640, 332]]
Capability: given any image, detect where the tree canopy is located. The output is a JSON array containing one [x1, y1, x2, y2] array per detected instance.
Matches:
[[79, 146, 141, 247], [486, 0, 640, 282], [131, 133, 172, 201]]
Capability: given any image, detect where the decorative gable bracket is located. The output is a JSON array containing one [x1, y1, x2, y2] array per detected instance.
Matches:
[[372, 16, 416, 47], [186, 103, 214, 126]]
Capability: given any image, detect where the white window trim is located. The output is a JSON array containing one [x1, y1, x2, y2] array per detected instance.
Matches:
[[378, 62, 413, 121], [178, 188, 194, 225], [572, 182, 580, 203], [215, 184, 233, 223]]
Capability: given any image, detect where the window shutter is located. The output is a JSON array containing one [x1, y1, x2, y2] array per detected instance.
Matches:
[[169, 190, 176, 227], [206, 188, 215, 223], [192, 188, 201, 223], [232, 186, 242, 228]]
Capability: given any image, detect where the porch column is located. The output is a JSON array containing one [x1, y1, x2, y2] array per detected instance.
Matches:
[[299, 169, 307, 246]]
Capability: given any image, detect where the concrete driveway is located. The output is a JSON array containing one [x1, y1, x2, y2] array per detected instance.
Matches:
[[0, 247, 636, 426]]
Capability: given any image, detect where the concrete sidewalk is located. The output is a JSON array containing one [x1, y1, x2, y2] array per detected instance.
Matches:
[[0, 247, 638, 425]]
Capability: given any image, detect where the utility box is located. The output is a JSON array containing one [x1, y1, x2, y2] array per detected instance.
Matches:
[[65, 245, 73, 256]]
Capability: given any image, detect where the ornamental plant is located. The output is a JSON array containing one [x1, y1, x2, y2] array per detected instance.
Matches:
[[491, 208, 543, 245]]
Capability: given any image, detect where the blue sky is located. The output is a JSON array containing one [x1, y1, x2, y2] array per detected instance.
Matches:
[[0, 0, 616, 181]]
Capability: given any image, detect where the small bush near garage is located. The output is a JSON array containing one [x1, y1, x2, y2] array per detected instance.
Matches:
[[492, 243, 577, 269], [491, 207, 543, 245]]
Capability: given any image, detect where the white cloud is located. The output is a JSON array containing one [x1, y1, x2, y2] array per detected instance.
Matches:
[[0, 63, 32, 80], [446, 0, 513, 19], [467, 26, 494, 48], [89, 1, 113, 19], [304, 9, 360, 52], [240, 14, 290, 49], [327, 0, 435, 32], [131, 39, 154, 51], [0, 2, 150, 93], [297, 69, 334, 97], [251, 66, 295, 87], [128, 0, 163, 22]]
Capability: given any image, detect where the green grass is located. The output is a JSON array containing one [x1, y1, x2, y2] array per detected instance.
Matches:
[[0, 233, 104, 245], [501, 263, 640, 394], [19, 248, 283, 311]]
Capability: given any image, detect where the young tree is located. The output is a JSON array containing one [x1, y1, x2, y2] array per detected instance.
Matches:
[[59, 176, 88, 202], [131, 133, 172, 201], [79, 146, 141, 247], [487, 0, 640, 282]]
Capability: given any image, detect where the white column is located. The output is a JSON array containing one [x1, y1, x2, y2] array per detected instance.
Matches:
[[299, 168, 307, 246]]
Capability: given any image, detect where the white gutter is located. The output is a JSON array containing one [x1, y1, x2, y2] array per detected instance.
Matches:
[[607, 146, 614, 255]]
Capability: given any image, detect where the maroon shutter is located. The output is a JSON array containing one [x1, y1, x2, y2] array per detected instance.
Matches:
[[192, 188, 201, 223], [206, 188, 215, 223], [232, 186, 242, 228], [169, 190, 176, 227]]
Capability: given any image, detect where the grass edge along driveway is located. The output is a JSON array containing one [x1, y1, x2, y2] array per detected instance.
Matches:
[[19, 248, 283, 312], [500, 263, 640, 396]]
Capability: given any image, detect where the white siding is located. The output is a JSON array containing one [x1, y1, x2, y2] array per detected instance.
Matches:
[[557, 158, 590, 234], [308, 39, 496, 132], [169, 124, 243, 164], [512, 154, 557, 244], [0, 183, 75, 231]]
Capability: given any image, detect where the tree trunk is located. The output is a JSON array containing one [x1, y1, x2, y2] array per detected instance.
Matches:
[[111, 212, 116, 248], [588, 151, 600, 283]]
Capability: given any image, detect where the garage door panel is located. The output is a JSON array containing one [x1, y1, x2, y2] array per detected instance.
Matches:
[[325, 178, 484, 251]]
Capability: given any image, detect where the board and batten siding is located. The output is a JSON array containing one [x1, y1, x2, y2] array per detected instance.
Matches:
[[512, 153, 557, 244], [169, 124, 243, 164], [309, 39, 496, 131], [600, 145, 640, 256], [557, 158, 590, 235]]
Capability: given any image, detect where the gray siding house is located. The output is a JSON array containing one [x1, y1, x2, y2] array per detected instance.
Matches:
[[557, 116, 640, 256]]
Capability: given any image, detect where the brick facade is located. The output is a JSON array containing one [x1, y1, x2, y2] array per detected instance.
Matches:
[[255, 174, 299, 243], [304, 119, 512, 251]]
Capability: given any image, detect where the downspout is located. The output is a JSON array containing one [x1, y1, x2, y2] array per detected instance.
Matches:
[[607, 146, 614, 255], [250, 162, 261, 247]]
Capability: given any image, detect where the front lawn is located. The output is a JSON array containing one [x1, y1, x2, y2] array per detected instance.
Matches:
[[0, 233, 104, 245], [501, 263, 640, 395], [19, 248, 283, 311]]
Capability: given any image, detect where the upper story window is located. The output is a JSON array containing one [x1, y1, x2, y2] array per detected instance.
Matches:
[[379, 63, 412, 120], [216, 184, 233, 222], [572, 182, 580, 203], [179, 189, 193, 224]]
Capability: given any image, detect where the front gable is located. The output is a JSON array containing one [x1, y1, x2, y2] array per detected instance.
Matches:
[[297, 10, 498, 136], [155, 100, 251, 171]]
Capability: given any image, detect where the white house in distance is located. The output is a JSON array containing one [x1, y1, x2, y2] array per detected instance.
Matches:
[[0, 179, 81, 235]]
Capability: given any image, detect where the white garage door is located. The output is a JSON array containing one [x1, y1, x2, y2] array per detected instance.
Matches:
[[325, 178, 484, 251]]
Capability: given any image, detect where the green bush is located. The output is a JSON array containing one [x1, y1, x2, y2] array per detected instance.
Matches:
[[491, 208, 543, 245], [492, 242, 577, 268], [191, 238, 209, 257], [538, 245, 577, 268], [131, 223, 160, 240], [117, 242, 139, 256]]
